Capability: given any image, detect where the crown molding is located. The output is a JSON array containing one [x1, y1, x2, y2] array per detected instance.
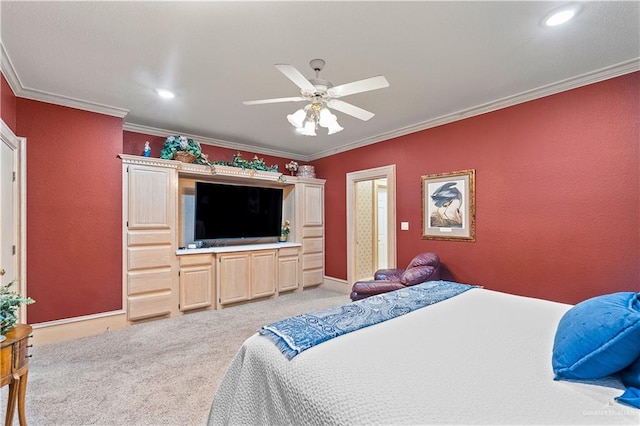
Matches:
[[123, 122, 308, 161], [17, 87, 129, 118], [307, 58, 640, 161], [1, 42, 129, 118], [0, 42, 23, 96]]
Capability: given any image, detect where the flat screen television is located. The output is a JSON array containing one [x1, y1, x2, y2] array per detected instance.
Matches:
[[194, 182, 283, 240]]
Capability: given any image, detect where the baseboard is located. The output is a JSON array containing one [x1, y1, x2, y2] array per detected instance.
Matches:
[[321, 276, 350, 294], [31, 310, 128, 346], [29, 279, 350, 345]]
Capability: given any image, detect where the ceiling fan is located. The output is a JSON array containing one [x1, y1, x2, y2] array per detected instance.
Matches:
[[243, 59, 389, 136]]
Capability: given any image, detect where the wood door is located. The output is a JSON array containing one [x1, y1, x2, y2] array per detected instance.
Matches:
[[0, 122, 25, 322], [278, 255, 299, 292], [179, 265, 212, 311], [302, 183, 324, 226], [251, 250, 276, 298], [0, 133, 16, 287], [218, 253, 250, 305], [179, 254, 213, 311]]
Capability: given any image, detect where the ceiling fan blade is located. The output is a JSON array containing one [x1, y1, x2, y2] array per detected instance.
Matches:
[[275, 64, 317, 92], [243, 96, 305, 105], [328, 75, 389, 98], [327, 99, 375, 121]]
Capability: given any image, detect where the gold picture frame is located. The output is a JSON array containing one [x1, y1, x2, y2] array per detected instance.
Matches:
[[422, 169, 476, 241]]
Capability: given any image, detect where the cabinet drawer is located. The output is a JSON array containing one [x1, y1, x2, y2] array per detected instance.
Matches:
[[303, 252, 323, 270], [128, 292, 172, 321], [278, 247, 300, 257], [302, 268, 324, 287], [128, 246, 174, 269], [179, 254, 213, 267], [15, 338, 30, 372], [302, 237, 323, 254], [128, 230, 173, 245], [302, 227, 323, 238], [128, 268, 173, 295]]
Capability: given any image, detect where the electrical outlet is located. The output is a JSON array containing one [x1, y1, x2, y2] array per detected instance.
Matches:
[[401, 222, 409, 230]]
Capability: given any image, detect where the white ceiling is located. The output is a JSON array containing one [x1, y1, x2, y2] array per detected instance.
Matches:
[[1, 1, 639, 161]]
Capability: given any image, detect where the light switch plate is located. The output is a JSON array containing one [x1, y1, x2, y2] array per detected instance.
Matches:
[[401, 222, 409, 230]]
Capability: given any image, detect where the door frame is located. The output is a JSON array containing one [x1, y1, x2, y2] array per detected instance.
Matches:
[[1, 119, 28, 322], [346, 165, 396, 286], [373, 181, 388, 271]]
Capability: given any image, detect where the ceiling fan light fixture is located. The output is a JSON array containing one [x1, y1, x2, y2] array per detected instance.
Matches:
[[298, 120, 317, 136], [327, 120, 344, 135], [246, 59, 388, 136], [318, 106, 343, 134], [287, 108, 306, 128], [318, 107, 335, 127]]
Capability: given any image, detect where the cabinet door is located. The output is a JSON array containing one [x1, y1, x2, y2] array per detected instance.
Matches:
[[127, 165, 174, 230], [218, 253, 250, 305], [251, 250, 276, 298], [278, 255, 299, 292], [179, 257, 213, 312], [302, 183, 324, 226]]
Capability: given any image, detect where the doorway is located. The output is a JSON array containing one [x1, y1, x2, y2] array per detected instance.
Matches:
[[1, 120, 27, 321], [346, 165, 396, 285]]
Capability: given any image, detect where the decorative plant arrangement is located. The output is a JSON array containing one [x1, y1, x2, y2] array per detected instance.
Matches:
[[285, 161, 299, 175], [160, 135, 211, 165], [212, 152, 279, 173], [280, 220, 291, 242], [160, 140, 283, 179], [0, 280, 35, 335]]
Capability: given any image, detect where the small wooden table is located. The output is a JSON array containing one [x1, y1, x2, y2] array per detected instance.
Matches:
[[1, 324, 32, 426]]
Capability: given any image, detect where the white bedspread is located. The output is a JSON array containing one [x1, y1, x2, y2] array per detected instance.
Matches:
[[208, 289, 640, 425]]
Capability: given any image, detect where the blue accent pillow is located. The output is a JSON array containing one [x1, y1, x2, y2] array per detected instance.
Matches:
[[552, 292, 640, 380], [621, 357, 640, 388]]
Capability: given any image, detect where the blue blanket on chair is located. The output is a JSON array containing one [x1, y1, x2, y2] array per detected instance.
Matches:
[[260, 280, 478, 360]]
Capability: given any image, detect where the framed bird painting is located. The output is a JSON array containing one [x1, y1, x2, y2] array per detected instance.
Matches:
[[421, 169, 476, 241]]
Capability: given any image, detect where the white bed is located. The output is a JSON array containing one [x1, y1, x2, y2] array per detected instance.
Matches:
[[208, 288, 640, 425]]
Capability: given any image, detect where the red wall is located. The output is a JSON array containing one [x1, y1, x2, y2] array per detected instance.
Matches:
[[313, 72, 640, 305], [123, 130, 296, 173], [8, 72, 639, 323], [1, 73, 17, 132], [16, 100, 123, 322]]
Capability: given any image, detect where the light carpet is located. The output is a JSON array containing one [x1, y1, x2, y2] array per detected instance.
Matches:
[[1, 287, 350, 426]]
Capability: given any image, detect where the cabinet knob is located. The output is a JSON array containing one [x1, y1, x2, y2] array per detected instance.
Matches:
[[0, 268, 5, 276]]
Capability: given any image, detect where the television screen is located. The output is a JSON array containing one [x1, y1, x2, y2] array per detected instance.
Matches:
[[195, 182, 283, 240]]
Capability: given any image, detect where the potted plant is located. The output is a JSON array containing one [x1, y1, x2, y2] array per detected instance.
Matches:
[[280, 220, 291, 242], [160, 135, 211, 165], [0, 280, 34, 338]]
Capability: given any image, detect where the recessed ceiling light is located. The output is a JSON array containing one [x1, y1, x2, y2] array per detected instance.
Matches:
[[155, 88, 175, 99], [544, 6, 580, 27]]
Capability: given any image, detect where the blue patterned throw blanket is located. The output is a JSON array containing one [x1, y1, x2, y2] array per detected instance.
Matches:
[[260, 280, 478, 360]]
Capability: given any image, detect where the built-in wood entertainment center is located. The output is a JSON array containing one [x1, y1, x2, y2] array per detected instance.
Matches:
[[119, 154, 325, 323]]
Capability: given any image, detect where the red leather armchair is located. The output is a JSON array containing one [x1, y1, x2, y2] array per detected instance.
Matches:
[[350, 253, 441, 301]]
